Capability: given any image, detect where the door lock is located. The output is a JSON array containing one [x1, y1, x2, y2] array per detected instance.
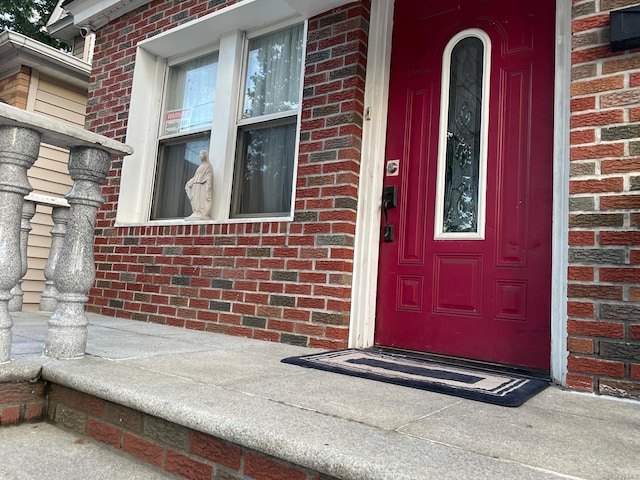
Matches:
[[382, 186, 397, 242]]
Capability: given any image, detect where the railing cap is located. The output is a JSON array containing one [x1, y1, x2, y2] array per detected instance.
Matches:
[[0, 103, 133, 158], [25, 192, 70, 208]]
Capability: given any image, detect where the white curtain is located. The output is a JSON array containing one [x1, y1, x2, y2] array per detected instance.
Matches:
[[243, 24, 303, 118], [234, 122, 296, 216]]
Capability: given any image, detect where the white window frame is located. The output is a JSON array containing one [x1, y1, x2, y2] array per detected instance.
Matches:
[[116, 0, 313, 226], [434, 28, 491, 241]]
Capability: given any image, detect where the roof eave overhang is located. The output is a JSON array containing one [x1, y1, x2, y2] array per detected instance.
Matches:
[[52, 0, 354, 37], [0, 30, 90, 89]]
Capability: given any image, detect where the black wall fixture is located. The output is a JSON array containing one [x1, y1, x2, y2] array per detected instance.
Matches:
[[610, 5, 640, 52]]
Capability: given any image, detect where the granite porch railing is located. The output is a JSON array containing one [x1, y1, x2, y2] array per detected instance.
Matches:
[[0, 103, 133, 363]]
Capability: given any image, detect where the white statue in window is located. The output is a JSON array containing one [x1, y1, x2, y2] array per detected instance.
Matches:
[[185, 150, 214, 220]]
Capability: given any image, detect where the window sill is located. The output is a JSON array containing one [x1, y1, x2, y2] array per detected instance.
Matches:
[[114, 215, 294, 228]]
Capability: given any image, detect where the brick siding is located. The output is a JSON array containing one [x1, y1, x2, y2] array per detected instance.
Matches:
[[84, 0, 640, 399], [47, 383, 337, 480], [0, 66, 31, 109], [86, 0, 369, 350], [0, 381, 46, 426], [569, 0, 640, 398]]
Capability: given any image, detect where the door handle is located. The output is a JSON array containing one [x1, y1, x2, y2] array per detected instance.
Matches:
[[382, 186, 397, 242]]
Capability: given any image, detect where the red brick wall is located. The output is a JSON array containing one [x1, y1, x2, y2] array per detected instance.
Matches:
[[569, 0, 640, 398], [0, 381, 46, 425], [86, 1, 369, 349], [47, 383, 337, 480]]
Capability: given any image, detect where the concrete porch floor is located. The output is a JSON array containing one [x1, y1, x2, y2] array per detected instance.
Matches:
[[3, 311, 640, 480]]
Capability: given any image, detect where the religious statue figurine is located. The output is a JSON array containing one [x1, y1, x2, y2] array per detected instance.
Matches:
[[185, 150, 214, 220]]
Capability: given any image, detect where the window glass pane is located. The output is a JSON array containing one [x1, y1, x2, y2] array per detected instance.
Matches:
[[164, 53, 218, 135], [152, 136, 210, 219], [232, 121, 296, 216], [243, 24, 304, 118], [442, 37, 484, 233]]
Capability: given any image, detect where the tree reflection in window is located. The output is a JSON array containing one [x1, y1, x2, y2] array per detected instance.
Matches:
[[232, 24, 303, 217], [442, 37, 484, 233], [243, 25, 303, 118]]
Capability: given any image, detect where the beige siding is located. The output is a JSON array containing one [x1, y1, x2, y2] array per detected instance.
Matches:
[[32, 75, 86, 126], [73, 36, 85, 60], [23, 74, 86, 310], [22, 207, 54, 311]]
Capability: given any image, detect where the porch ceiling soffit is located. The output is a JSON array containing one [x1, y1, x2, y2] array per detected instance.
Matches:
[[0, 30, 90, 88]]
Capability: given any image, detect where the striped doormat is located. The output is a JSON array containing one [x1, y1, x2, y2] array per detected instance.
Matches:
[[282, 349, 549, 407]]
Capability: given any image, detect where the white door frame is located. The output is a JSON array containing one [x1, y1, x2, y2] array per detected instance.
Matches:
[[349, 0, 571, 385]]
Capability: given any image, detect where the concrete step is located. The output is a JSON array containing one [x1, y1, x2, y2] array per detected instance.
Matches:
[[0, 422, 178, 479], [5, 312, 640, 480]]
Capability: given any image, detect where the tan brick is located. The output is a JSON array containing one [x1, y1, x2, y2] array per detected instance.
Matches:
[[571, 76, 624, 95], [567, 337, 595, 354], [602, 55, 640, 74], [601, 89, 640, 108]]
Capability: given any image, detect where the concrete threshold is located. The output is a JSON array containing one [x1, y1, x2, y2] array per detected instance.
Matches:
[[6, 312, 640, 480]]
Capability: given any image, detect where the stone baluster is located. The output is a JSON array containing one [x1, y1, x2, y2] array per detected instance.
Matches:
[[9, 200, 36, 312], [44, 146, 110, 359], [40, 205, 70, 311], [0, 126, 40, 363]]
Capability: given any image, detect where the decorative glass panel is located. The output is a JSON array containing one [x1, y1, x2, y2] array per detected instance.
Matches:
[[243, 24, 304, 118], [163, 53, 218, 135], [152, 135, 210, 219], [232, 120, 296, 216], [442, 37, 484, 233]]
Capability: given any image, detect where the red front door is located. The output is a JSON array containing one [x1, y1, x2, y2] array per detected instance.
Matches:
[[375, 0, 555, 370]]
